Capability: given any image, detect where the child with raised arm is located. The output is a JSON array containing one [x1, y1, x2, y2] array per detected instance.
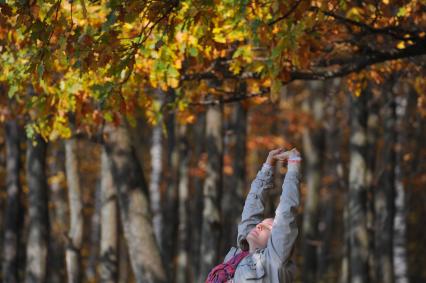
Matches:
[[206, 148, 302, 283]]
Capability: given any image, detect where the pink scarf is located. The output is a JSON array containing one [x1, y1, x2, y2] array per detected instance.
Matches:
[[205, 251, 249, 283]]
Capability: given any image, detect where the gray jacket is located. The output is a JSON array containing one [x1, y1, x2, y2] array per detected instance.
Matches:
[[223, 164, 300, 283]]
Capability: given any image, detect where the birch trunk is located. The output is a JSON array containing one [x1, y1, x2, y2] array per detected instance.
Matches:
[[25, 135, 49, 283], [65, 137, 84, 283], [104, 123, 167, 283], [199, 103, 224, 281], [149, 122, 163, 246], [99, 148, 118, 283], [348, 89, 370, 283], [392, 84, 411, 283], [375, 83, 396, 283]]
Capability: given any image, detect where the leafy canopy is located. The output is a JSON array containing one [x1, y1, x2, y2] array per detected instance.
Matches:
[[0, 0, 425, 139]]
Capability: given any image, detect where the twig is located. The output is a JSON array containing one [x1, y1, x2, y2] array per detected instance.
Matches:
[[268, 0, 302, 26]]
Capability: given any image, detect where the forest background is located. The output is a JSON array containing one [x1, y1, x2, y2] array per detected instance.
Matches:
[[0, 1, 425, 283]]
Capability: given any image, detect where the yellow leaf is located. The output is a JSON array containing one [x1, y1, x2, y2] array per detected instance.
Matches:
[[397, 41, 405, 49]]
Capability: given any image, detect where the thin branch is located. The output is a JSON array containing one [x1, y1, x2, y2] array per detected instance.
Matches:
[[315, 8, 421, 41], [268, 0, 302, 26], [290, 40, 426, 80], [189, 89, 269, 106]]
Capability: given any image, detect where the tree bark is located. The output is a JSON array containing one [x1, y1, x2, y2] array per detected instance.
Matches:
[[2, 120, 23, 283], [176, 124, 190, 283], [149, 121, 163, 246], [25, 135, 49, 283], [99, 148, 119, 283], [392, 83, 411, 283], [374, 82, 396, 283], [47, 142, 67, 283], [65, 137, 84, 283], [318, 79, 341, 282], [301, 80, 325, 283], [199, 103, 224, 281], [149, 89, 165, 247], [231, 100, 247, 238], [221, 83, 248, 255], [86, 180, 101, 282], [366, 89, 381, 283], [189, 112, 206, 281], [162, 90, 179, 277], [104, 122, 167, 283], [348, 89, 370, 283]]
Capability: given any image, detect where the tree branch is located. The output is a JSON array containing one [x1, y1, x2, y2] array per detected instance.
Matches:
[[268, 0, 302, 26], [316, 8, 421, 41], [290, 39, 426, 80], [189, 89, 268, 106]]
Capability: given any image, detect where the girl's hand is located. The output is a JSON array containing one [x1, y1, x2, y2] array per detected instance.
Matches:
[[265, 148, 286, 166]]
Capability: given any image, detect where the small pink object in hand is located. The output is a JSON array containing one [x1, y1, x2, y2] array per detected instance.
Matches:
[[288, 150, 302, 163]]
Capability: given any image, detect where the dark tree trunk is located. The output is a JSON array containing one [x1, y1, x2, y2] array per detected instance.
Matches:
[[189, 112, 206, 281], [366, 88, 381, 283], [2, 120, 23, 283], [199, 103, 224, 281], [318, 79, 341, 282], [25, 135, 49, 283], [104, 123, 167, 283], [118, 228, 131, 283], [47, 142, 67, 283], [65, 137, 84, 283], [348, 89, 370, 283], [222, 83, 248, 255], [176, 125, 190, 283], [99, 148, 118, 283], [162, 90, 179, 278], [374, 82, 396, 283], [86, 181, 101, 282], [302, 81, 325, 283]]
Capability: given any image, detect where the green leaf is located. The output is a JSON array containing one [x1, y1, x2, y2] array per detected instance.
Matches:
[[8, 85, 18, 98], [188, 46, 198, 57], [37, 63, 44, 78]]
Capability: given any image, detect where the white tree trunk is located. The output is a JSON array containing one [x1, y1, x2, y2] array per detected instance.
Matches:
[[25, 135, 49, 283], [199, 103, 224, 281], [99, 149, 118, 283], [65, 137, 84, 283], [149, 123, 163, 246], [393, 88, 409, 283]]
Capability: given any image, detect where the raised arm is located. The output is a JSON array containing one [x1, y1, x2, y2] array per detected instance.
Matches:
[[266, 150, 301, 264], [237, 149, 284, 250]]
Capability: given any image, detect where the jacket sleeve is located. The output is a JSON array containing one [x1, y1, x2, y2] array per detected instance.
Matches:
[[237, 163, 274, 250], [266, 170, 301, 264]]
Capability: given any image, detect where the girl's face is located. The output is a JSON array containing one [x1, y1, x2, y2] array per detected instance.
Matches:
[[246, 218, 274, 251]]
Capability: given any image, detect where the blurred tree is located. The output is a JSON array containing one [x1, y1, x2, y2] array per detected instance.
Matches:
[[99, 148, 118, 283], [2, 120, 23, 283], [65, 127, 84, 283], [301, 80, 325, 283], [199, 102, 224, 281], [25, 134, 49, 283], [348, 86, 370, 283]]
